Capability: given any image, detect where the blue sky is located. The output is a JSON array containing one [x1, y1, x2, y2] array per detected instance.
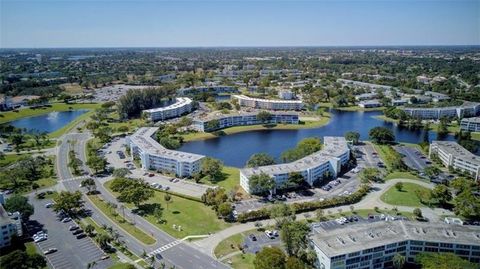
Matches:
[[1, 0, 479, 48]]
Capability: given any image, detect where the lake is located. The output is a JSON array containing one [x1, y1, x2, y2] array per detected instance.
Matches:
[[179, 109, 454, 167], [7, 110, 88, 134]]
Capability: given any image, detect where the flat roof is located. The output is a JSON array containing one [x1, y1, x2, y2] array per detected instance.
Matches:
[[462, 117, 480, 123], [431, 140, 480, 166], [129, 127, 204, 163], [403, 101, 480, 111], [143, 97, 192, 113], [233, 94, 303, 104], [240, 137, 348, 177], [311, 220, 480, 258]]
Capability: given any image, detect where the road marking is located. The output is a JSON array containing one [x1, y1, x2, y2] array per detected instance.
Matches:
[[147, 240, 182, 256], [61, 175, 90, 182]]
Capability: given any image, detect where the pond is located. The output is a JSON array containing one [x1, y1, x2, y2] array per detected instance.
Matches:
[[179, 109, 454, 167], [7, 110, 88, 134]]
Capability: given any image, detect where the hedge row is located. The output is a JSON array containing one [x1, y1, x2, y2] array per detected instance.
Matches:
[[237, 184, 371, 223]]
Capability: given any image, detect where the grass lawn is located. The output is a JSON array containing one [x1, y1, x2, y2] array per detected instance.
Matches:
[[104, 180, 231, 239], [214, 232, 248, 258], [229, 253, 255, 269], [380, 182, 432, 207], [182, 112, 331, 142], [385, 172, 420, 181], [0, 102, 101, 124], [87, 194, 156, 245], [0, 153, 29, 168], [472, 132, 480, 141], [60, 83, 84, 94], [108, 263, 136, 269], [201, 166, 240, 191], [372, 143, 405, 171]]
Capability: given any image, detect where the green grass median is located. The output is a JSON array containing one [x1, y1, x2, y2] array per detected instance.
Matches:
[[380, 182, 431, 207]]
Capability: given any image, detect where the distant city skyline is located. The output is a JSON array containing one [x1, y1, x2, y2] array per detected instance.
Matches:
[[1, 0, 479, 48]]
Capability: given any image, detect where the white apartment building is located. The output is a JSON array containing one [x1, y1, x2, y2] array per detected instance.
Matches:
[[358, 100, 381, 108], [126, 127, 204, 177], [337, 79, 393, 91], [233, 95, 304, 111], [278, 90, 295, 100], [402, 102, 480, 120], [192, 111, 299, 132], [240, 137, 350, 193], [460, 117, 480, 132], [143, 97, 193, 122], [176, 86, 238, 96], [429, 141, 480, 180], [355, 93, 378, 101], [0, 204, 22, 249], [310, 220, 480, 269]]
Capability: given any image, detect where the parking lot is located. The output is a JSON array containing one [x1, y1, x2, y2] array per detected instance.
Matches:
[[242, 230, 282, 254], [394, 145, 430, 172], [311, 214, 409, 233], [27, 195, 111, 269], [92, 84, 151, 102]]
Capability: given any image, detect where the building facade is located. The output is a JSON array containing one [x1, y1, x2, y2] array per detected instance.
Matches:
[[143, 97, 193, 122], [401, 102, 480, 120], [460, 117, 480, 132], [240, 137, 350, 193], [233, 95, 304, 111], [429, 141, 480, 180], [0, 204, 22, 249], [358, 100, 381, 108], [176, 86, 238, 96], [310, 220, 480, 269], [126, 127, 204, 177], [192, 111, 299, 132]]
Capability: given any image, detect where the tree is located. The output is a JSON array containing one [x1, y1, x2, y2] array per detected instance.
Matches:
[[257, 111, 273, 124], [285, 257, 305, 269], [280, 221, 310, 257], [413, 208, 423, 219], [281, 137, 322, 162], [270, 203, 295, 228], [117, 180, 154, 208], [430, 184, 452, 206], [246, 153, 276, 168], [315, 209, 326, 221], [248, 172, 275, 195], [453, 188, 480, 219], [11, 133, 25, 152], [283, 172, 304, 189], [345, 131, 360, 145], [0, 250, 46, 269], [96, 233, 112, 250], [4, 195, 34, 221], [392, 253, 406, 269], [81, 178, 97, 194], [437, 117, 449, 138], [217, 202, 233, 219], [201, 157, 223, 181], [359, 168, 381, 183], [85, 224, 95, 236], [424, 166, 441, 178], [369, 127, 395, 144], [86, 155, 107, 174], [253, 247, 286, 269], [206, 119, 220, 131], [53, 191, 85, 215], [395, 182, 404, 192], [416, 252, 479, 269], [112, 168, 131, 178], [154, 205, 164, 223], [164, 193, 172, 211]]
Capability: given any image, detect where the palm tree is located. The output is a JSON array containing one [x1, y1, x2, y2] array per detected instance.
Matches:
[[393, 253, 406, 269], [164, 194, 172, 211]]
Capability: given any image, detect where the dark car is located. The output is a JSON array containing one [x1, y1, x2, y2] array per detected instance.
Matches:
[[69, 225, 80, 231], [249, 234, 257, 241], [72, 229, 84, 235], [76, 233, 87, 239]]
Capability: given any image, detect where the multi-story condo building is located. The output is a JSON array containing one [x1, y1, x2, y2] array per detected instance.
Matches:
[[240, 137, 350, 193], [233, 95, 304, 111], [460, 117, 480, 132], [358, 100, 381, 108], [355, 93, 378, 101], [126, 127, 204, 177], [176, 86, 238, 96], [192, 111, 299, 132], [424, 91, 451, 102], [143, 97, 193, 122], [401, 102, 480, 120], [278, 90, 295, 100], [337, 79, 393, 91], [429, 141, 480, 180], [310, 220, 480, 269], [0, 204, 22, 249]]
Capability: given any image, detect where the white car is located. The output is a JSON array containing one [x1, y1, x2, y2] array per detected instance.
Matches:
[[45, 202, 54, 208], [34, 235, 47, 243], [61, 217, 72, 223]]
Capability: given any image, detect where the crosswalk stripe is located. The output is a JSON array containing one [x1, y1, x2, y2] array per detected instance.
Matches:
[[147, 240, 182, 256]]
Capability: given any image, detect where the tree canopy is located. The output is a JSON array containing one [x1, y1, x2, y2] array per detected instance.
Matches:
[[246, 153, 276, 168], [369, 127, 395, 144], [253, 247, 286, 269]]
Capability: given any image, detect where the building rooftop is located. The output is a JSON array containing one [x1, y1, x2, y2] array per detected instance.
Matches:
[[240, 137, 348, 177], [129, 127, 204, 162], [431, 140, 480, 166], [193, 110, 299, 122], [233, 94, 303, 104], [310, 220, 480, 257], [403, 101, 480, 111], [143, 97, 192, 114], [461, 117, 480, 123]]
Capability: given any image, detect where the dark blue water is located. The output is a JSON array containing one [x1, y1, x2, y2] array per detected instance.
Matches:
[[8, 110, 88, 133], [179, 109, 454, 167]]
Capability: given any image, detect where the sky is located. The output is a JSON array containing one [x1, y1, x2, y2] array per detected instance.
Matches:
[[1, 0, 479, 48]]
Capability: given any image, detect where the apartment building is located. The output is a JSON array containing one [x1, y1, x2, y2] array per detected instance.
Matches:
[[240, 137, 350, 193], [126, 127, 204, 177], [460, 117, 480, 132], [310, 220, 480, 269], [402, 102, 480, 120], [176, 86, 238, 96], [233, 95, 304, 111], [143, 97, 193, 122], [0, 204, 22, 249], [424, 91, 451, 102], [192, 111, 299, 132], [337, 79, 393, 91], [429, 141, 480, 180], [278, 90, 295, 100], [358, 100, 382, 108], [354, 93, 378, 101], [391, 98, 409, 106]]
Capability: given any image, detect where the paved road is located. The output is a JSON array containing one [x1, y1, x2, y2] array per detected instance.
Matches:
[[394, 145, 429, 172], [27, 194, 112, 269], [57, 132, 229, 269]]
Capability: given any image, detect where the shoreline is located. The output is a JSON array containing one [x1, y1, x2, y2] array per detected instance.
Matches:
[[373, 115, 460, 134], [182, 112, 332, 142]]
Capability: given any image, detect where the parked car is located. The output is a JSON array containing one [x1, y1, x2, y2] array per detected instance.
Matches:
[[68, 225, 80, 231], [44, 202, 54, 208], [249, 234, 257, 241], [76, 233, 87, 239], [72, 229, 84, 235], [61, 217, 72, 223], [43, 248, 57, 255]]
